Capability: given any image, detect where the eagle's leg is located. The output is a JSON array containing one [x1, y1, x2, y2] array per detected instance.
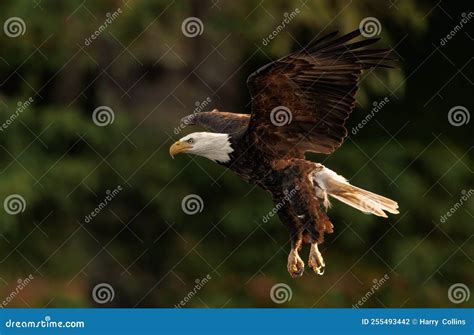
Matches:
[[308, 242, 325, 275], [287, 231, 304, 278]]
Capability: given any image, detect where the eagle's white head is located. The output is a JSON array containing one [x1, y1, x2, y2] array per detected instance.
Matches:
[[169, 132, 233, 163]]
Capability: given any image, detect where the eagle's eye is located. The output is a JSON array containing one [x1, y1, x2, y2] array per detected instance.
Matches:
[[186, 138, 194, 144]]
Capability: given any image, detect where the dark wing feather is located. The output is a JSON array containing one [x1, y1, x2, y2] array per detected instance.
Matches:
[[181, 111, 250, 135], [246, 29, 395, 158]]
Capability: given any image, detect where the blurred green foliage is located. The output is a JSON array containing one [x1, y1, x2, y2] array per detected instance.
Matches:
[[0, 0, 472, 307]]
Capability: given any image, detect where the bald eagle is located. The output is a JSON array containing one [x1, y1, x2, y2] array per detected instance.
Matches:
[[169, 29, 399, 278]]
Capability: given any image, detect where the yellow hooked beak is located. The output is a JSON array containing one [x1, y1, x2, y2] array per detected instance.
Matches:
[[169, 141, 192, 158]]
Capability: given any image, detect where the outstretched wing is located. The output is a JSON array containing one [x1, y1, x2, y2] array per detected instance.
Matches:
[[180, 110, 250, 135], [246, 29, 395, 158]]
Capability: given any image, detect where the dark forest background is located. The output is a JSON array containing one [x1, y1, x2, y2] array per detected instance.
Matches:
[[0, 0, 472, 307]]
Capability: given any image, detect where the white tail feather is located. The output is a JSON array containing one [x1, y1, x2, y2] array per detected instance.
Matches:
[[311, 166, 399, 218]]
